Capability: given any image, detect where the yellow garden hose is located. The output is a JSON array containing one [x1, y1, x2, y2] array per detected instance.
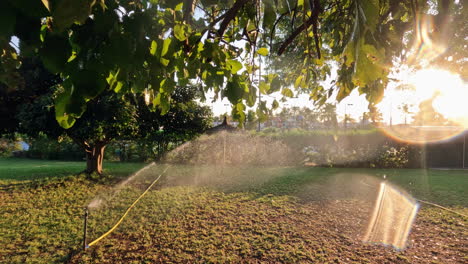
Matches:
[[86, 165, 170, 248]]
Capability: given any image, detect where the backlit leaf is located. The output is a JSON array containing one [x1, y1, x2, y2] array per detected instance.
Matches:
[[281, 88, 294, 97], [161, 38, 171, 56], [257, 47, 269, 56], [150, 40, 157, 55], [174, 24, 189, 41], [227, 59, 243, 74]]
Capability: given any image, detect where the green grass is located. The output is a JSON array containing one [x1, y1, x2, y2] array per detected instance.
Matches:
[[0, 158, 146, 183], [0, 158, 466, 263], [243, 167, 468, 207]]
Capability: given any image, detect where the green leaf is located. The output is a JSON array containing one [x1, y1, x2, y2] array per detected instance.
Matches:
[[270, 76, 281, 93], [150, 40, 157, 55], [352, 42, 385, 87], [106, 69, 125, 92], [360, 0, 379, 33], [175, 2, 184, 11], [225, 80, 243, 103], [160, 78, 176, 94], [50, 0, 102, 31], [232, 102, 246, 126], [297, 0, 304, 8], [336, 85, 351, 102], [227, 59, 243, 74], [272, 99, 279, 109], [174, 24, 189, 41], [281, 88, 294, 97], [257, 47, 269, 56], [39, 34, 72, 74], [245, 84, 257, 107], [160, 58, 170, 66], [263, 1, 275, 30], [55, 80, 87, 129], [294, 75, 303, 89], [161, 38, 172, 56], [153, 93, 170, 115], [71, 69, 107, 99], [259, 81, 270, 94]]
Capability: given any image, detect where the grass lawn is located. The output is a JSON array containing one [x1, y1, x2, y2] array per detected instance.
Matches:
[[0, 158, 146, 183], [0, 158, 466, 263]]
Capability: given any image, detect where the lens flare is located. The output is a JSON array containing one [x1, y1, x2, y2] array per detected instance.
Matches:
[[363, 182, 419, 250], [407, 15, 447, 67], [380, 68, 467, 143]]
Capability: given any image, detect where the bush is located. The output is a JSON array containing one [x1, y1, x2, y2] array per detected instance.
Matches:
[[254, 129, 419, 168], [26, 134, 84, 161], [0, 138, 22, 157]]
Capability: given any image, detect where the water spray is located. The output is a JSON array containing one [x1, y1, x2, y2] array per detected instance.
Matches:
[[83, 165, 170, 249]]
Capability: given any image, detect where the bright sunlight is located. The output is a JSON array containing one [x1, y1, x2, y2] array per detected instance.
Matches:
[[380, 68, 468, 143], [409, 68, 468, 125]]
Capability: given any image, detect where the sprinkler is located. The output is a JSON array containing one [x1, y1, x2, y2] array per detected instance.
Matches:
[[83, 207, 88, 251]]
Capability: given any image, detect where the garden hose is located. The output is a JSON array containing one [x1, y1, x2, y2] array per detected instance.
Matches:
[[86, 165, 170, 248], [416, 199, 468, 218]]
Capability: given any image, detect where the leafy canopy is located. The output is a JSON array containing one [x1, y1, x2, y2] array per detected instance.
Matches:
[[1, 0, 465, 127]]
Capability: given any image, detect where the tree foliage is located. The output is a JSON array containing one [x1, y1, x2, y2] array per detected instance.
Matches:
[[0, 57, 60, 135], [1, 0, 465, 127], [11, 59, 210, 173]]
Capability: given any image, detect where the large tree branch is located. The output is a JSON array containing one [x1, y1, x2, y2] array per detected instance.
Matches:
[[269, 11, 290, 47], [311, 0, 322, 59], [277, 16, 314, 55], [278, 0, 322, 58], [68, 135, 90, 152], [183, 0, 197, 24], [216, 0, 250, 37]]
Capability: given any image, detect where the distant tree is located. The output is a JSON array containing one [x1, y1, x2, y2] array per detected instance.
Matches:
[[318, 103, 338, 129], [344, 114, 356, 129], [398, 103, 413, 125], [368, 105, 383, 125], [412, 93, 451, 126], [244, 110, 257, 130]]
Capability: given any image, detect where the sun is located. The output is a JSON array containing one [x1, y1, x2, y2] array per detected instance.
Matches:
[[378, 68, 467, 143], [410, 68, 468, 125]]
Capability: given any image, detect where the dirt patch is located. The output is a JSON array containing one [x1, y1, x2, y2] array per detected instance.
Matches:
[[71, 189, 467, 263]]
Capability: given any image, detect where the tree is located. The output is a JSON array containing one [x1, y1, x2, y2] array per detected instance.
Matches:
[[245, 110, 257, 129], [0, 57, 60, 135], [17, 91, 139, 174], [367, 104, 383, 125], [398, 103, 413, 125], [412, 93, 451, 126], [1, 0, 464, 128], [8, 59, 209, 173], [343, 114, 356, 129], [136, 85, 213, 158], [317, 103, 338, 129]]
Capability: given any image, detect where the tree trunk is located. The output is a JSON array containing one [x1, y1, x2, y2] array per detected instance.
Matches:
[[85, 145, 106, 174]]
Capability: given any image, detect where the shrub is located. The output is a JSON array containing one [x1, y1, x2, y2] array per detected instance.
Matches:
[[26, 134, 84, 161], [0, 138, 22, 157]]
